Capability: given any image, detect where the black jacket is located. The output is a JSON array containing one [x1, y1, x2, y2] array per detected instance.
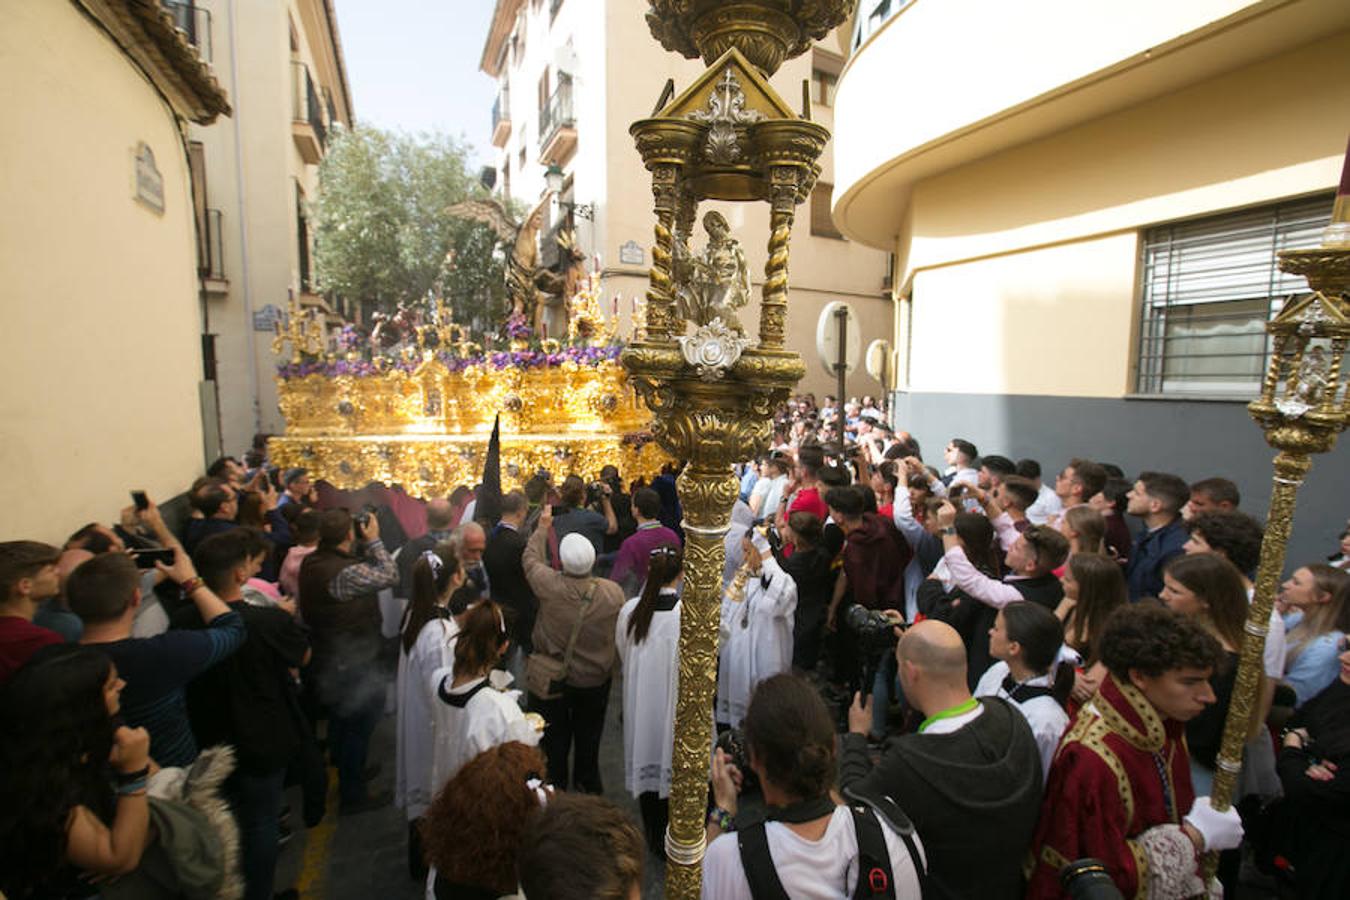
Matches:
[[484, 524, 535, 652], [839, 697, 1043, 900]]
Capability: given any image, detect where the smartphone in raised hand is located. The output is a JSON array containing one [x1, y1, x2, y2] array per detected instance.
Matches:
[[131, 490, 150, 512]]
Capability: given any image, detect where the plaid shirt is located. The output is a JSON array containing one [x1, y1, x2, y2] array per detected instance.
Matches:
[[330, 539, 398, 601]]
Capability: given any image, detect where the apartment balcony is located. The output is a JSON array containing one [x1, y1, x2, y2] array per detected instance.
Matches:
[[538, 79, 576, 166], [199, 208, 227, 295], [832, 0, 1350, 249], [161, 1, 212, 62], [291, 61, 327, 165], [491, 95, 512, 148]]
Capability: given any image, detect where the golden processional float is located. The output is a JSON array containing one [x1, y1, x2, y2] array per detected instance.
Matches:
[[623, 2, 851, 894], [267, 240, 672, 496]]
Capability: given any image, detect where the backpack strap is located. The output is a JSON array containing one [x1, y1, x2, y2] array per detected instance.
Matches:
[[848, 804, 897, 900], [844, 788, 927, 899], [736, 821, 791, 900]]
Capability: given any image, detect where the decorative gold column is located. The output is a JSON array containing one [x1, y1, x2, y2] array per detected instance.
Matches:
[[1209, 180, 1350, 853], [629, 4, 851, 896]]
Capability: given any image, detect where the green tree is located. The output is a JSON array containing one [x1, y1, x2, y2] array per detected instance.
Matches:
[[312, 126, 506, 325]]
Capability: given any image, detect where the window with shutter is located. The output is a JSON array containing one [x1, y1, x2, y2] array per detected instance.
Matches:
[[1135, 194, 1333, 396]]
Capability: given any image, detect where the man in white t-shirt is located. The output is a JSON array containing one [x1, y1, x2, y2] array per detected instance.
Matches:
[[701, 674, 925, 899]]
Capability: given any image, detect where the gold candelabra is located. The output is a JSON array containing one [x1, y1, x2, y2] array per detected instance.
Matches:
[[271, 291, 326, 362], [628, 3, 851, 896], [1209, 175, 1350, 857]]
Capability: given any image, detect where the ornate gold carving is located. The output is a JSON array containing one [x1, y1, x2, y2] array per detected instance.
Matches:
[[645, 0, 853, 75], [630, 8, 846, 895]]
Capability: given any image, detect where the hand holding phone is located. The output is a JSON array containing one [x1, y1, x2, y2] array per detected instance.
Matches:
[[131, 490, 150, 512]]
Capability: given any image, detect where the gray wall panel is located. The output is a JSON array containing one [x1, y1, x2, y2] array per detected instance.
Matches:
[[890, 391, 1349, 572]]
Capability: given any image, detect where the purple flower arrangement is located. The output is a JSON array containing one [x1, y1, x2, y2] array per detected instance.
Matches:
[[505, 313, 533, 341], [277, 342, 624, 380]]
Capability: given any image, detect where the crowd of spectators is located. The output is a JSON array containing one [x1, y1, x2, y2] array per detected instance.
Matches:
[[2, 394, 1349, 899]]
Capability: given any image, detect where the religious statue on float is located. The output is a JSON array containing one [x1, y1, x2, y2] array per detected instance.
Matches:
[[446, 194, 588, 341], [673, 211, 752, 335]]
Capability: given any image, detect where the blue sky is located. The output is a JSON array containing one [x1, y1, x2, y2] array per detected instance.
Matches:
[[333, 0, 498, 167]]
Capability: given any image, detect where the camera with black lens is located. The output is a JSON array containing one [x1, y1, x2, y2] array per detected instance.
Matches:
[[352, 504, 379, 540], [1059, 859, 1123, 900], [714, 728, 758, 793], [586, 480, 607, 509], [845, 604, 903, 656]]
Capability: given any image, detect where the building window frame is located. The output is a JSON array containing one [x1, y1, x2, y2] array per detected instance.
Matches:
[[1133, 193, 1332, 398]]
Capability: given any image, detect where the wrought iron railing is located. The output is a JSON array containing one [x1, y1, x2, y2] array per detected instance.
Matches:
[[291, 61, 327, 148], [200, 208, 225, 280], [539, 78, 574, 151], [161, 1, 212, 62]]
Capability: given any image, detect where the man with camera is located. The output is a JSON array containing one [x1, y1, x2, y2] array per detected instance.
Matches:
[[840, 620, 1043, 900], [297, 507, 399, 814], [703, 674, 926, 898], [551, 474, 618, 559]]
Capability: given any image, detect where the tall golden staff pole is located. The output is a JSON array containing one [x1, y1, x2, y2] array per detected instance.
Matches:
[[627, 4, 852, 896], [1208, 146, 1350, 835]]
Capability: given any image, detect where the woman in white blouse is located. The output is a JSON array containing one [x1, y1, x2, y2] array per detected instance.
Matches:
[[429, 600, 540, 797], [975, 601, 1072, 780]]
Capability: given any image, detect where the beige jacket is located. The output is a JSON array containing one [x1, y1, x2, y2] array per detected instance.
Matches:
[[523, 524, 624, 688]]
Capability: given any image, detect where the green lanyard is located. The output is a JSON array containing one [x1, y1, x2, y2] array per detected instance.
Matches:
[[918, 697, 979, 734]]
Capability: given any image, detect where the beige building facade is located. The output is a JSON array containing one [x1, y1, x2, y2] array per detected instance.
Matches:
[[834, 0, 1350, 562], [481, 0, 893, 401], [189, 0, 352, 457], [1, 0, 229, 541]]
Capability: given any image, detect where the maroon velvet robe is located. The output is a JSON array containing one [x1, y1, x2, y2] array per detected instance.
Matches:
[[1026, 674, 1197, 899]]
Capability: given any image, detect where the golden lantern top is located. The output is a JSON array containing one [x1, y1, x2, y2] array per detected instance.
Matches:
[[645, 0, 853, 75]]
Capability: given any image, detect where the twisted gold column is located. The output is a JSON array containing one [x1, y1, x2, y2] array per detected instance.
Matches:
[[645, 164, 680, 343], [759, 167, 797, 349]]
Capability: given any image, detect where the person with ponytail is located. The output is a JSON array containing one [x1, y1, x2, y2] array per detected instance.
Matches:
[[395, 545, 463, 880], [702, 673, 926, 898], [615, 543, 683, 857], [430, 600, 539, 796], [975, 601, 1073, 780]]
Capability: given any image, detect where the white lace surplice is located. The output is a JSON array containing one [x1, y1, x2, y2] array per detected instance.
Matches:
[[394, 618, 457, 821], [615, 596, 681, 798], [716, 557, 796, 728]]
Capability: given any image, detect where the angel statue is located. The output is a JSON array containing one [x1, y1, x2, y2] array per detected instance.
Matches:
[[673, 211, 752, 334], [445, 194, 587, 339]]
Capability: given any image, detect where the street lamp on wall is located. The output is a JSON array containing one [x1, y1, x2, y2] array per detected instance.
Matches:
[[543, 162, 594, 220]]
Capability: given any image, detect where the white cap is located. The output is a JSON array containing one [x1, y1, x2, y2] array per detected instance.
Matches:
[[559, 533, 596, 576]]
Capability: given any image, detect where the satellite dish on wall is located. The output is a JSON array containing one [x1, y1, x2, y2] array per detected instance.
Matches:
[[815, 301, 860, 378], [865, 339, 892, 384]]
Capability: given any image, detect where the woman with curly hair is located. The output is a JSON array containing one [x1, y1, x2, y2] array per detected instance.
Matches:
[[396, 544, 463, 879], [0, 643, 153, 899], [420, 741, 549, 899]]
